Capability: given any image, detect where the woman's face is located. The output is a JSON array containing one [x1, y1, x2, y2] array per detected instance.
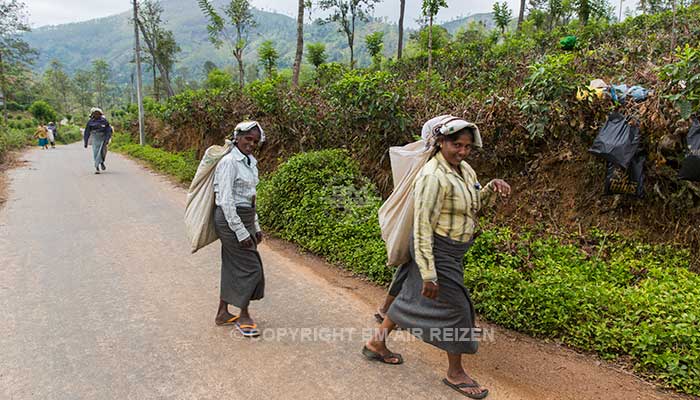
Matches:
[[439, 131, 474, 167], [91, 112, 102, 119], [236, 130, 261, 156]]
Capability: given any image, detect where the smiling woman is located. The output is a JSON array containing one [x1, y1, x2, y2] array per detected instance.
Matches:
[[212, 120, 266, 338]]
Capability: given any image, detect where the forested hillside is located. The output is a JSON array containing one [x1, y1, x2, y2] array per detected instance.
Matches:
[[23, 0, 491, 83]]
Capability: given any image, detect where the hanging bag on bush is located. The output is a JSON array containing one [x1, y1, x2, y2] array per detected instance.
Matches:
[[679, 117, 700, 182], [589, 112, 645, 196], [589, 112, 641, 168], [184, 140, 234, 253]]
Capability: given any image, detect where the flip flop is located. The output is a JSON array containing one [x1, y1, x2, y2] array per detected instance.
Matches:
[[215, 315, 240, 326], [235, 321, 260, 337], [442, 378, 489, 399], [374, 312, 385, 324], [361, 346, 403, 365]]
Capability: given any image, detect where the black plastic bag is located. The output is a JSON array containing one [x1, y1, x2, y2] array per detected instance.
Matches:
[[605, 154, 645, 197], [589, 112, 641, 169], [679, 117, 700, 182]]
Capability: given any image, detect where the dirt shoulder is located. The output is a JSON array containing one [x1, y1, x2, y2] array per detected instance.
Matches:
[[266, 237, 694, 400]]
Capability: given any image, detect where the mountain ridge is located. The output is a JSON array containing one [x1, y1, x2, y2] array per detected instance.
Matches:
[[23, 0, 493, 84]]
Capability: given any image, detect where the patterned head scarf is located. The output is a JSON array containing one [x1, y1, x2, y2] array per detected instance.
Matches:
[[421, 115, 483, 149], [90, 107, 103, 116], [232, 120, 265, 143]]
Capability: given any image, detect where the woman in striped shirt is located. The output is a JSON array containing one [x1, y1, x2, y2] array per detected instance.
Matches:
[[363, 118, 511, 399]]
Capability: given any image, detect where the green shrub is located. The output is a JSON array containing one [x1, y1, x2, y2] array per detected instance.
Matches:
[[660, 43, 700, 119], [110, 133, 197, 183], [204, 69, 234, 90], [28, 100, 58, 124], [257, 149, 391, 282], [246, 77, 283, 114], [56, 126, 82, 145], [464, 229, 699, 395], [0, 127, 33, 161]]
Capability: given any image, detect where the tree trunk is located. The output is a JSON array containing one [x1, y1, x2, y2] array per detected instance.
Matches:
[[292, 0, 304, 87], [349, 16, 355, 69], [153, 61, 159, 101], [136, 19, 174, 97], [671, 0, 677, 54], [0, 51, 7, 125], [236, 25, 245, 87], [517, 0, 526, 30], [398, 0, 406, 59], [237, 54, 245, 87], [428, 16, 433, 77]]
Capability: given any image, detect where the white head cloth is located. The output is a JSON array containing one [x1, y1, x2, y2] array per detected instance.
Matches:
[[233, 120, 265, 143], [90, 107, 104, 116], [420, 114, 483, 148]]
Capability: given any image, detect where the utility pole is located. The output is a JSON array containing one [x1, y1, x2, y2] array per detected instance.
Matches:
[[133, 0, 146, 146], [618, 0, 623, 22]]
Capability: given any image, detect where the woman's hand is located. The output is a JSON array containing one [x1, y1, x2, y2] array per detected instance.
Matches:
[[422, 281, 439, 300], [255, 231, 264, 244], [240, 237, 255, 249], [491, 179, 512, 197]]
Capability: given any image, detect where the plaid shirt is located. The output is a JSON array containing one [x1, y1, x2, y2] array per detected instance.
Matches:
[[413, 152, 496, 282]]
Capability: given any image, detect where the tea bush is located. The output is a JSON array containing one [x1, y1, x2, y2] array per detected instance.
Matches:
[[257, 149, 391, 282], [110, 133, 198, 183], [0, 127, 32, 161]]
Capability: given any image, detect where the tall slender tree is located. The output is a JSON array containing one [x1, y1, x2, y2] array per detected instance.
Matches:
[[517, 0, 526, 30], [0, 0, 35, 124], [199, 0, 257, 87], [43, 60, 73, 115], [72, 69, 93, 117], [398, 0, 406, 59], [493, 1, 512, 35], [258, 40, 278, 79], [422, 0, 448, 77], [306, 42, 327, 70], [292, 0, 307, 86], [319, 0, 380, 69], [91, 59, 111, 109], [137, 0, 178, 98]]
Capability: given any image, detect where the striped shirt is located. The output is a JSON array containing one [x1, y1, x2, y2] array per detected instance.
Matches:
[[213, 146, 261, 241], [413, 152, 497, 282]]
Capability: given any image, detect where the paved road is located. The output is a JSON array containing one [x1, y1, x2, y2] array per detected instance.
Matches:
[[0, 144, 687, 400]]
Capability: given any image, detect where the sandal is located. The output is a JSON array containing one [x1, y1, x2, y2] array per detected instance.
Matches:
[[373, 312, 385, 324], [215, 315, 239, 326], [442, 378, 489, 399], [235, 321, 260, 337], [361, 345, 403, 365]]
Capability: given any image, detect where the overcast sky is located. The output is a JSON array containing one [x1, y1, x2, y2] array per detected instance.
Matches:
[[26, 0, 634, 28]]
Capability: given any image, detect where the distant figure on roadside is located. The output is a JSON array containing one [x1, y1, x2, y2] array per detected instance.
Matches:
[[83, 107, 112, 174], [34, 124, 49, 149], [212, 121, 266, 337], [363, 116, 511, 400], [46, 122, 57, 148]]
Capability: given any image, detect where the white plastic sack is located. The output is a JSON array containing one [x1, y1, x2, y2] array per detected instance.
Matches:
[[378, 140, 433, 266], [184, 140, 234, 253]]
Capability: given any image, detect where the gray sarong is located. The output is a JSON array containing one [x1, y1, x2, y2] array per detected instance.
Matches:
[[213, 206, 265, 308], [91, 131, 107, 170], [387, 234, 478, 354], [387, 263, 409, 297]]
